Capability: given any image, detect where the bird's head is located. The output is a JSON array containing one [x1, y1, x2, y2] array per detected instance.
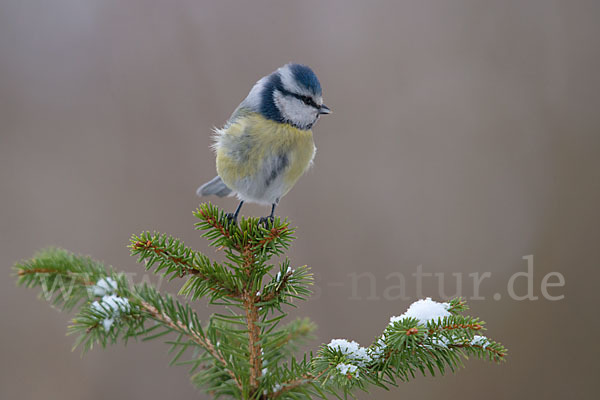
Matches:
[[246, 63, 331, 130]]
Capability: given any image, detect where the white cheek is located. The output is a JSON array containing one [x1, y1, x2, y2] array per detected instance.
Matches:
[[274, 92, 318, 128]]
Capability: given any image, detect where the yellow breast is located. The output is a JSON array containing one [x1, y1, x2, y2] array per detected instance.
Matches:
[[215, 113, 315, 195]]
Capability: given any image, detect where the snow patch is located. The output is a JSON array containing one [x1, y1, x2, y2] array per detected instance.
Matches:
[[91, 277, 118, 297], [327, 339, 371, 366], [389, 297, 451, 325]]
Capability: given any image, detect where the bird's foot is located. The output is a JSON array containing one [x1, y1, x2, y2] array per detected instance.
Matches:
[[258, 215, 274, 227], [224, 213, 238, 225], [223, 201, 244, 226]]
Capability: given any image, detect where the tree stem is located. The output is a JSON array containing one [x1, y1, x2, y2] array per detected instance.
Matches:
[[245, 294, 262, 392]]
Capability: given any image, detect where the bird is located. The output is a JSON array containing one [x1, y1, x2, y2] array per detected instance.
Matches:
[[197, 63, 331, 224]]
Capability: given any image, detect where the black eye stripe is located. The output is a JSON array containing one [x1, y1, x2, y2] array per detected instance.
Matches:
[[279, 88, 319, 109], [301, 96, 319, 108]]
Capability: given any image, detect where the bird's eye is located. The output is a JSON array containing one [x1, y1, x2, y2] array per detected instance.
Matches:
[[300, 96, 318, 108]]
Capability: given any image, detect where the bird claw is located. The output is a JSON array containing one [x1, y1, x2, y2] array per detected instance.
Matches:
[[224, 213, 237, 225], [259, 216, 274, 227]]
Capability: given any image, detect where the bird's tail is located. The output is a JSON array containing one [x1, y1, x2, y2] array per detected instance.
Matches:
[[196, 176, 232, 197]]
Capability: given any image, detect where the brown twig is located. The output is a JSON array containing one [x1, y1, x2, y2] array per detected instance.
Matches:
[[18, 268, 55, 276], [431, 323, 483, 332], [132, 240, 198, 275], [17, 268, 95, 285], [448, 343, 505, 358], [253, 226, 289, 249], [198, 209, 240, 251], [140, 301, 243, 390], [268, 370, 327, 399], [132, 240, 241, 298], [258, 271, 293, 303]]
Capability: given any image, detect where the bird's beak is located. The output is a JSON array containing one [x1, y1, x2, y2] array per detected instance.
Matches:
[[318, 104, 332, 115]]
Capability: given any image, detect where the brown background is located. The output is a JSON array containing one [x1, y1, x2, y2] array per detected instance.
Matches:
[[1, 1, 598, 399]]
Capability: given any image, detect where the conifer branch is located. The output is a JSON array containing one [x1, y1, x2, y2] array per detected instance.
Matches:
[[447, 342, 506, 359], [139, 301, 243, 390], [131, 232, 243, 300], [268, 372, 322, 399], [130, 233, 200, 277], [193, 204, 241, 251], [14, 204, 507, 399], [259, 264, 313, 308], [270, 318, 316, 351], [17, 267, 94, 285], [259, 271, 293, 303]]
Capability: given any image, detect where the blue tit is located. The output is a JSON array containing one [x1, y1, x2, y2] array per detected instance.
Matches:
[[197, 63, 331, 224]]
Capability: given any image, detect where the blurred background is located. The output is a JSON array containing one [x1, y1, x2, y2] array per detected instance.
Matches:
[[1, 1, 598, 399]]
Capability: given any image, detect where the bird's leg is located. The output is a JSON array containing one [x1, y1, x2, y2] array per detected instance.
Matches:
[[226, 201, 244, 225], [259, 203, 277, 227]]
